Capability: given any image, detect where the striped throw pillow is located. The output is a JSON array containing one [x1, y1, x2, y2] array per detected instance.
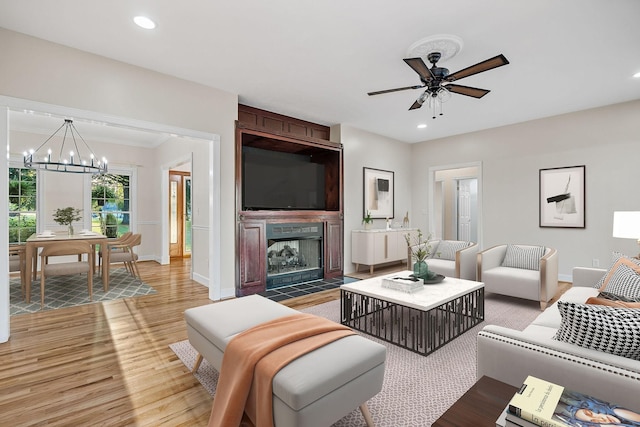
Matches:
[[553, 301, 640, 361], [594, 252, 640, 289], [501, 245, 545, 271], [599, 259, 640, 300], [435, 241, 470, 261]]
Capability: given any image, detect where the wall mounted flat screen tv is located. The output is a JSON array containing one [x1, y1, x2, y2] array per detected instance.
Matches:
[[242, 146, 326, 210]]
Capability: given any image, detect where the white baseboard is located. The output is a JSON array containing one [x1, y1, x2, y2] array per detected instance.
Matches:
[[559, 273, 572, 283]]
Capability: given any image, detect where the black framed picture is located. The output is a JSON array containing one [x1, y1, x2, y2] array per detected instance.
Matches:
[[363, 167, 394, 219], [539, 165, 585, 228]]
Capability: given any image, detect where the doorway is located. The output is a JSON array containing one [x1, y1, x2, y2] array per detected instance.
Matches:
[[429, 163, 482, 245], [169, 170, 192, 258]]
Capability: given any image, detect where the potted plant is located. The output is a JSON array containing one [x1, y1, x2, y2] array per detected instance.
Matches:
[[405, 229, 436, 281], [362, 211, 373, 230], [53, 207, 82, 236]]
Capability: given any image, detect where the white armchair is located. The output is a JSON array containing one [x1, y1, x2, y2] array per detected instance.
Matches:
[[408, 240, 478, 280], [477, 244, 558, 310]]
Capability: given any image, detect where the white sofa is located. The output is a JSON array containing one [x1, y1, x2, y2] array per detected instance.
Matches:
[[477, 267, 640, 410], [407, 240, 478, 281], [477, 244, 558, 310]]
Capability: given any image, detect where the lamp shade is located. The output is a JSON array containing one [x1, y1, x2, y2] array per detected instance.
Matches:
[[612, 211, 640, 239]]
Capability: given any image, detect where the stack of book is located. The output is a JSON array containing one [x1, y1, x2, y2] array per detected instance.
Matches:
[[496, 375, 640, 427]]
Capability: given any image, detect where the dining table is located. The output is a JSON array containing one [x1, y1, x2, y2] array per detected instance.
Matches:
[[24, 231, 110, 303]]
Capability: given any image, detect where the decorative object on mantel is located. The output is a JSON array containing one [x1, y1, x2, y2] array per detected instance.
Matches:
[[53, 207, 82, 236], [405, 229, 438, 282], [363, 167, 394, 219], [362, 210, 373, 230], [23, 118, 108, 174]]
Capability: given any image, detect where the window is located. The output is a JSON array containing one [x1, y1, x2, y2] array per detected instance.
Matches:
[[91, 173, 131, 238], [9, 167, 37, 243]]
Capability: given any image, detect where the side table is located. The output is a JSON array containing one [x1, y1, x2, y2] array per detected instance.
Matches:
[[432, 376, 517, 427]]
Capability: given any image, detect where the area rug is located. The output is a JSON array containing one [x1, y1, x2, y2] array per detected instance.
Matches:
[[170, 294, 541, 426], [10, 268, 156, 315]]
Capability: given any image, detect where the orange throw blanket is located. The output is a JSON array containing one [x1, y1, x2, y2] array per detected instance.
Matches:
[[207, 313, 355, 427]]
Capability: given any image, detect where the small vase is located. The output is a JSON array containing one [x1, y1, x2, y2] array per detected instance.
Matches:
[[413, 260, 434, 281], [68, 224, 74, 236]]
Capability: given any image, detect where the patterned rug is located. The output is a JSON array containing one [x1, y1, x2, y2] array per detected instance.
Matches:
[[170, 293, 542, 426], [10, 268, 156, 315]]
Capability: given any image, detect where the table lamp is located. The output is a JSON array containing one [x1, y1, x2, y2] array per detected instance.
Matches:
[[612, 211, 640, 258]]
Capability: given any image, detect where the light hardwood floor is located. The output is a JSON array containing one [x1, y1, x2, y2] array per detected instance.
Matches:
[[0, 259, 267, 426], [0, 259, 570, 426]]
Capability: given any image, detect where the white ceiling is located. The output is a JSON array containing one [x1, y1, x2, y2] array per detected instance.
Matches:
[[1, 0, 640, 144]]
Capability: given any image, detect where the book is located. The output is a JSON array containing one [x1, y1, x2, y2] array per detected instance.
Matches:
[[498, 403, 539, 427], [506, 412, 542, 427], [507, 375, 640, 427]]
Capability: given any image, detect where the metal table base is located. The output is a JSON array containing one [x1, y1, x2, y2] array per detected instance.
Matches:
[[340, 287, 484, 356]]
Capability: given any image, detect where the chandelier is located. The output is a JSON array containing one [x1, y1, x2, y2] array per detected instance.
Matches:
[[23, 118, 107, 174]]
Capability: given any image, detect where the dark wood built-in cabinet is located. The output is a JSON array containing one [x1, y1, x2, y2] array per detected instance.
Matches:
[[235, 105, 344, 296]]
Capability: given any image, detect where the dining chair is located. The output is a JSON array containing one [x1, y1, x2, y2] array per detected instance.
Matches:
[[105, 233, 142, 280], [98, 231, 133, 269], [39, 241, 94, 309], [9, 244, 27, 298]]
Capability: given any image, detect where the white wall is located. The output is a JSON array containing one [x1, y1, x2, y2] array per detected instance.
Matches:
[[0, 28, 237, 299], [0, 28, 238, 341], [337, 124, 413, 274], [411, 100, 640, 280]]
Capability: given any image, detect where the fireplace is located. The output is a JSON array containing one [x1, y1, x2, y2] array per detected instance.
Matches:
[[266, 222, 323, 289]]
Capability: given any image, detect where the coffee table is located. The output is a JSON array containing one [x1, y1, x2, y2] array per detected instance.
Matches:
[[340, 271, 484, 356]]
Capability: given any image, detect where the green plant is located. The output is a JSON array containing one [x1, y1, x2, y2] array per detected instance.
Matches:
[[53, 207, 82, 226], [405, 229, 432, 263], [362, 210, 373, 225], [104, 213, 118, 238]]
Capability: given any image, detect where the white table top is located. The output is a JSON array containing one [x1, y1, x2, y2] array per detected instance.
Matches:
[[27, 232, 107, 242], [340, 271, 484, 311]]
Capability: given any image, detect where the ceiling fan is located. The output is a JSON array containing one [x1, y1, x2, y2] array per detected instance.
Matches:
[[368, 52, 509, 118]]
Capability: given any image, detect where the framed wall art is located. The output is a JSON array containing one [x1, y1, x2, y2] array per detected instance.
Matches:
[[539, 165, 585, 228], [363, 167, 394, 219]]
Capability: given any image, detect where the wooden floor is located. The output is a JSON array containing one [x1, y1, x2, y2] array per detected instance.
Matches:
[[0, 259, 269, 426], [0, 260, 571, 426]]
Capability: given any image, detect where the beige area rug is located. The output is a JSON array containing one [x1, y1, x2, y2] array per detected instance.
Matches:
[[170, 293, 543, 426]]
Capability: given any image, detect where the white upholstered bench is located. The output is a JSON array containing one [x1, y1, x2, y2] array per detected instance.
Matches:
[[184, 294, 386, 427]]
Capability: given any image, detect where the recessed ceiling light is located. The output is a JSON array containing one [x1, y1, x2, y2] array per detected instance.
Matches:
[[417, 124, 427, 129], [633, 71, 640, 78], [134, 16, 156, 30]]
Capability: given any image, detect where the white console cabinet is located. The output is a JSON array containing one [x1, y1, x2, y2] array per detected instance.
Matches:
[[351, 229, 417, 274]]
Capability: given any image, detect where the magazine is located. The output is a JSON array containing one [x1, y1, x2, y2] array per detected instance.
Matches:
[[508, 376, 640, 427]]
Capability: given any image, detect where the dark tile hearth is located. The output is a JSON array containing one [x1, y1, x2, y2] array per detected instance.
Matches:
[[258, 276, 359, 301]]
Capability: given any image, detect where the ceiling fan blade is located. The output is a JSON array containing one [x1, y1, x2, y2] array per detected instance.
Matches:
[[446, 54, 509, 82], [368, 84, 424, 96], [445, 84, 490, 98], [409, 100, 423, 110], [403, 57, 435, 81]]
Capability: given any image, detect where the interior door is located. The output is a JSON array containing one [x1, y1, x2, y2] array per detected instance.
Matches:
[[169, 171, 190, 258], [456, 178, 477, 242]]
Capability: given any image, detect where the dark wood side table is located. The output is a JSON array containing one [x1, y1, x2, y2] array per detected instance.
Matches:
[[432, 376, 518, 427]]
